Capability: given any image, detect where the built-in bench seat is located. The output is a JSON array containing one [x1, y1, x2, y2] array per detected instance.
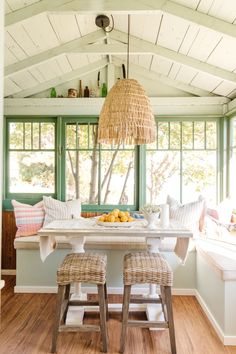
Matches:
[[196, 239, 236, 281]]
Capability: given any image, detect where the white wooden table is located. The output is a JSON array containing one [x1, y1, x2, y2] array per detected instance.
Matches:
[[38, 218, 193, 326]]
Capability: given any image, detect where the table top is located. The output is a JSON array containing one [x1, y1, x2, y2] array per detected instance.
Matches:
[[38, 218, 193, 239]]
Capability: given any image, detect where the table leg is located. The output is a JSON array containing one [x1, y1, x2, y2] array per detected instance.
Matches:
[[146, 237, 165, 330], [66, 237, 86, 325]]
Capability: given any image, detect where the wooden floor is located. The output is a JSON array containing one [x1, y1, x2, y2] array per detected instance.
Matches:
[[0, 276, 236, 354]]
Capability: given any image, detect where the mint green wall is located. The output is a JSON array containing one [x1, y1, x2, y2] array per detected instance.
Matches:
[[16, 248, 196, 289], [165, 251, 196, 289]]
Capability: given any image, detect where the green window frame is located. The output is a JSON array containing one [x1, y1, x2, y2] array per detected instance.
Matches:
[[4, 117, 57, 207], [60, 117, 139, 211], [229, 117, 236, 203], [145, 117, 220, 204], [3, 115, 223, 211]]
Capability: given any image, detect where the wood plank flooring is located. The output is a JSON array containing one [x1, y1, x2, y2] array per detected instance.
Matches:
[[0, 276, 236, 354]]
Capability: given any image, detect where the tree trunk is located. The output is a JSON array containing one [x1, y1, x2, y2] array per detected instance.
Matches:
[[95, 146, 120, 201], [103, 168, 113, 204], [75, 150, 80, 198], [119, 161, 133, 205]]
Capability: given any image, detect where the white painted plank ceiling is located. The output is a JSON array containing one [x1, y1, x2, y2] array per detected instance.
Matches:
[[4, 0, 236, 98]]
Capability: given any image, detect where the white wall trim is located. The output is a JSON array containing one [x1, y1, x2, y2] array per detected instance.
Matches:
[[1, 269, 16, 275], [0, 280, 5, 290], [14, 285, 196, 295], [195, 290, 236, 346]]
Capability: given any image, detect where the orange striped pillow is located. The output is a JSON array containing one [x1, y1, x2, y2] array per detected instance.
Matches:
[[12, 200, 45, 237]]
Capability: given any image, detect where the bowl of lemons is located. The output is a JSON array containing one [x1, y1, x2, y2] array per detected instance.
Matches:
[[97, 209, 135, 227]]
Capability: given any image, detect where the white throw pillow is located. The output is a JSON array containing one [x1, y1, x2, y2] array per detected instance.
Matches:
[[167, 195, 204, 236], [43, 196, 81, 226]]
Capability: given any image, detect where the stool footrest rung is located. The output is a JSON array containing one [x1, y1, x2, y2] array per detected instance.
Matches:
[[128, 320, 168, 328], [69, 300, 99, 306], [130, 297, 162, 304], [59, 324, 100, 332]]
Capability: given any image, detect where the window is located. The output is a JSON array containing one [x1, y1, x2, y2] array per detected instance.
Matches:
[[146, 119, 218, 205], [6, 119, 56, 197], [63, 120, 136, 208], [5, 116, 220, 210]]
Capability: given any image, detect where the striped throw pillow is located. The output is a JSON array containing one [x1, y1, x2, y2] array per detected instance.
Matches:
[[167, 195, 204, 236], [43, 196, 81, 226], [12, 200, 45, 237]]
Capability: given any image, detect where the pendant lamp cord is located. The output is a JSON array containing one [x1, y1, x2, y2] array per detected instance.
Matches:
[[127, 14, 130, 79]]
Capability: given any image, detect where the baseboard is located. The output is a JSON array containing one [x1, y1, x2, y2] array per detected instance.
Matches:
[[1, 269, 16, 275], [14, 285, 196, 295], [14, 285, 57, 293], [172, 288, 195, 296], [0, 280, 5, 290], [195, 290, 236, 346]]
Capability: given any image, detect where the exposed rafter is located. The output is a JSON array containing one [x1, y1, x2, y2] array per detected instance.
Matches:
[[110, 30, 236, 86], [113, 58, 213, 97], [11, 58, 108, 98], [7, 34, 236, 88], [5, 0, 72, 27], [5, 30, 106, 78], [6, 0, 236, 41]]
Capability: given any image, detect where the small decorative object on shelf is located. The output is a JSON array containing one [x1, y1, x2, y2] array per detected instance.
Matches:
[[78, 80, 83, 97], [140, 204, 160, 230], [50, 87, 57, 98], [84, 86, 90, 97], [89, 87, 96, 97], [68, 88, 78, 98], [101, 82, 107, 97], [96, 71, 100, 97]]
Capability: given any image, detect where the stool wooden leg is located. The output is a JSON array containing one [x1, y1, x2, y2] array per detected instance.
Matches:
[[98, 284, 108, 353], [164, 286, 177, 354], [104, 283, 109, 321], [120, 285, 131, 354], [62, 284, 71, 325], [160, 285, 167, 321], [51, 285, 65, 353]]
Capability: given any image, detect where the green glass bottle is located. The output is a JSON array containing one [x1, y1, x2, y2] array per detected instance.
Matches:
[[50, 87, 57, 98], [101, 83, 107, 97]]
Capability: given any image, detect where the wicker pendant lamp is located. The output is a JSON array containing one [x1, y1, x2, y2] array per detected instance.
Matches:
[[98, 15, 157, 145]]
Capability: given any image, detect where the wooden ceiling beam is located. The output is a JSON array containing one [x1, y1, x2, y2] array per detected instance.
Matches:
[[5, 30, 106, 78], [5, 0, 73, 27], [5, 0, 236, 41], [111, 30, 236, 86], [113, 58, 214, 97]]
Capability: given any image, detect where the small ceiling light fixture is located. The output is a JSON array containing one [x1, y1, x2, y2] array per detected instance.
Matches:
[[97, 15, 157, 145]]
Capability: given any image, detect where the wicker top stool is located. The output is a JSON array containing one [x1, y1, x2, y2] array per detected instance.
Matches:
[[52, 253, 108, 353], [57, 253, 107, 285], [123, 251, 173, 286], [120, 251, 176, 354]]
